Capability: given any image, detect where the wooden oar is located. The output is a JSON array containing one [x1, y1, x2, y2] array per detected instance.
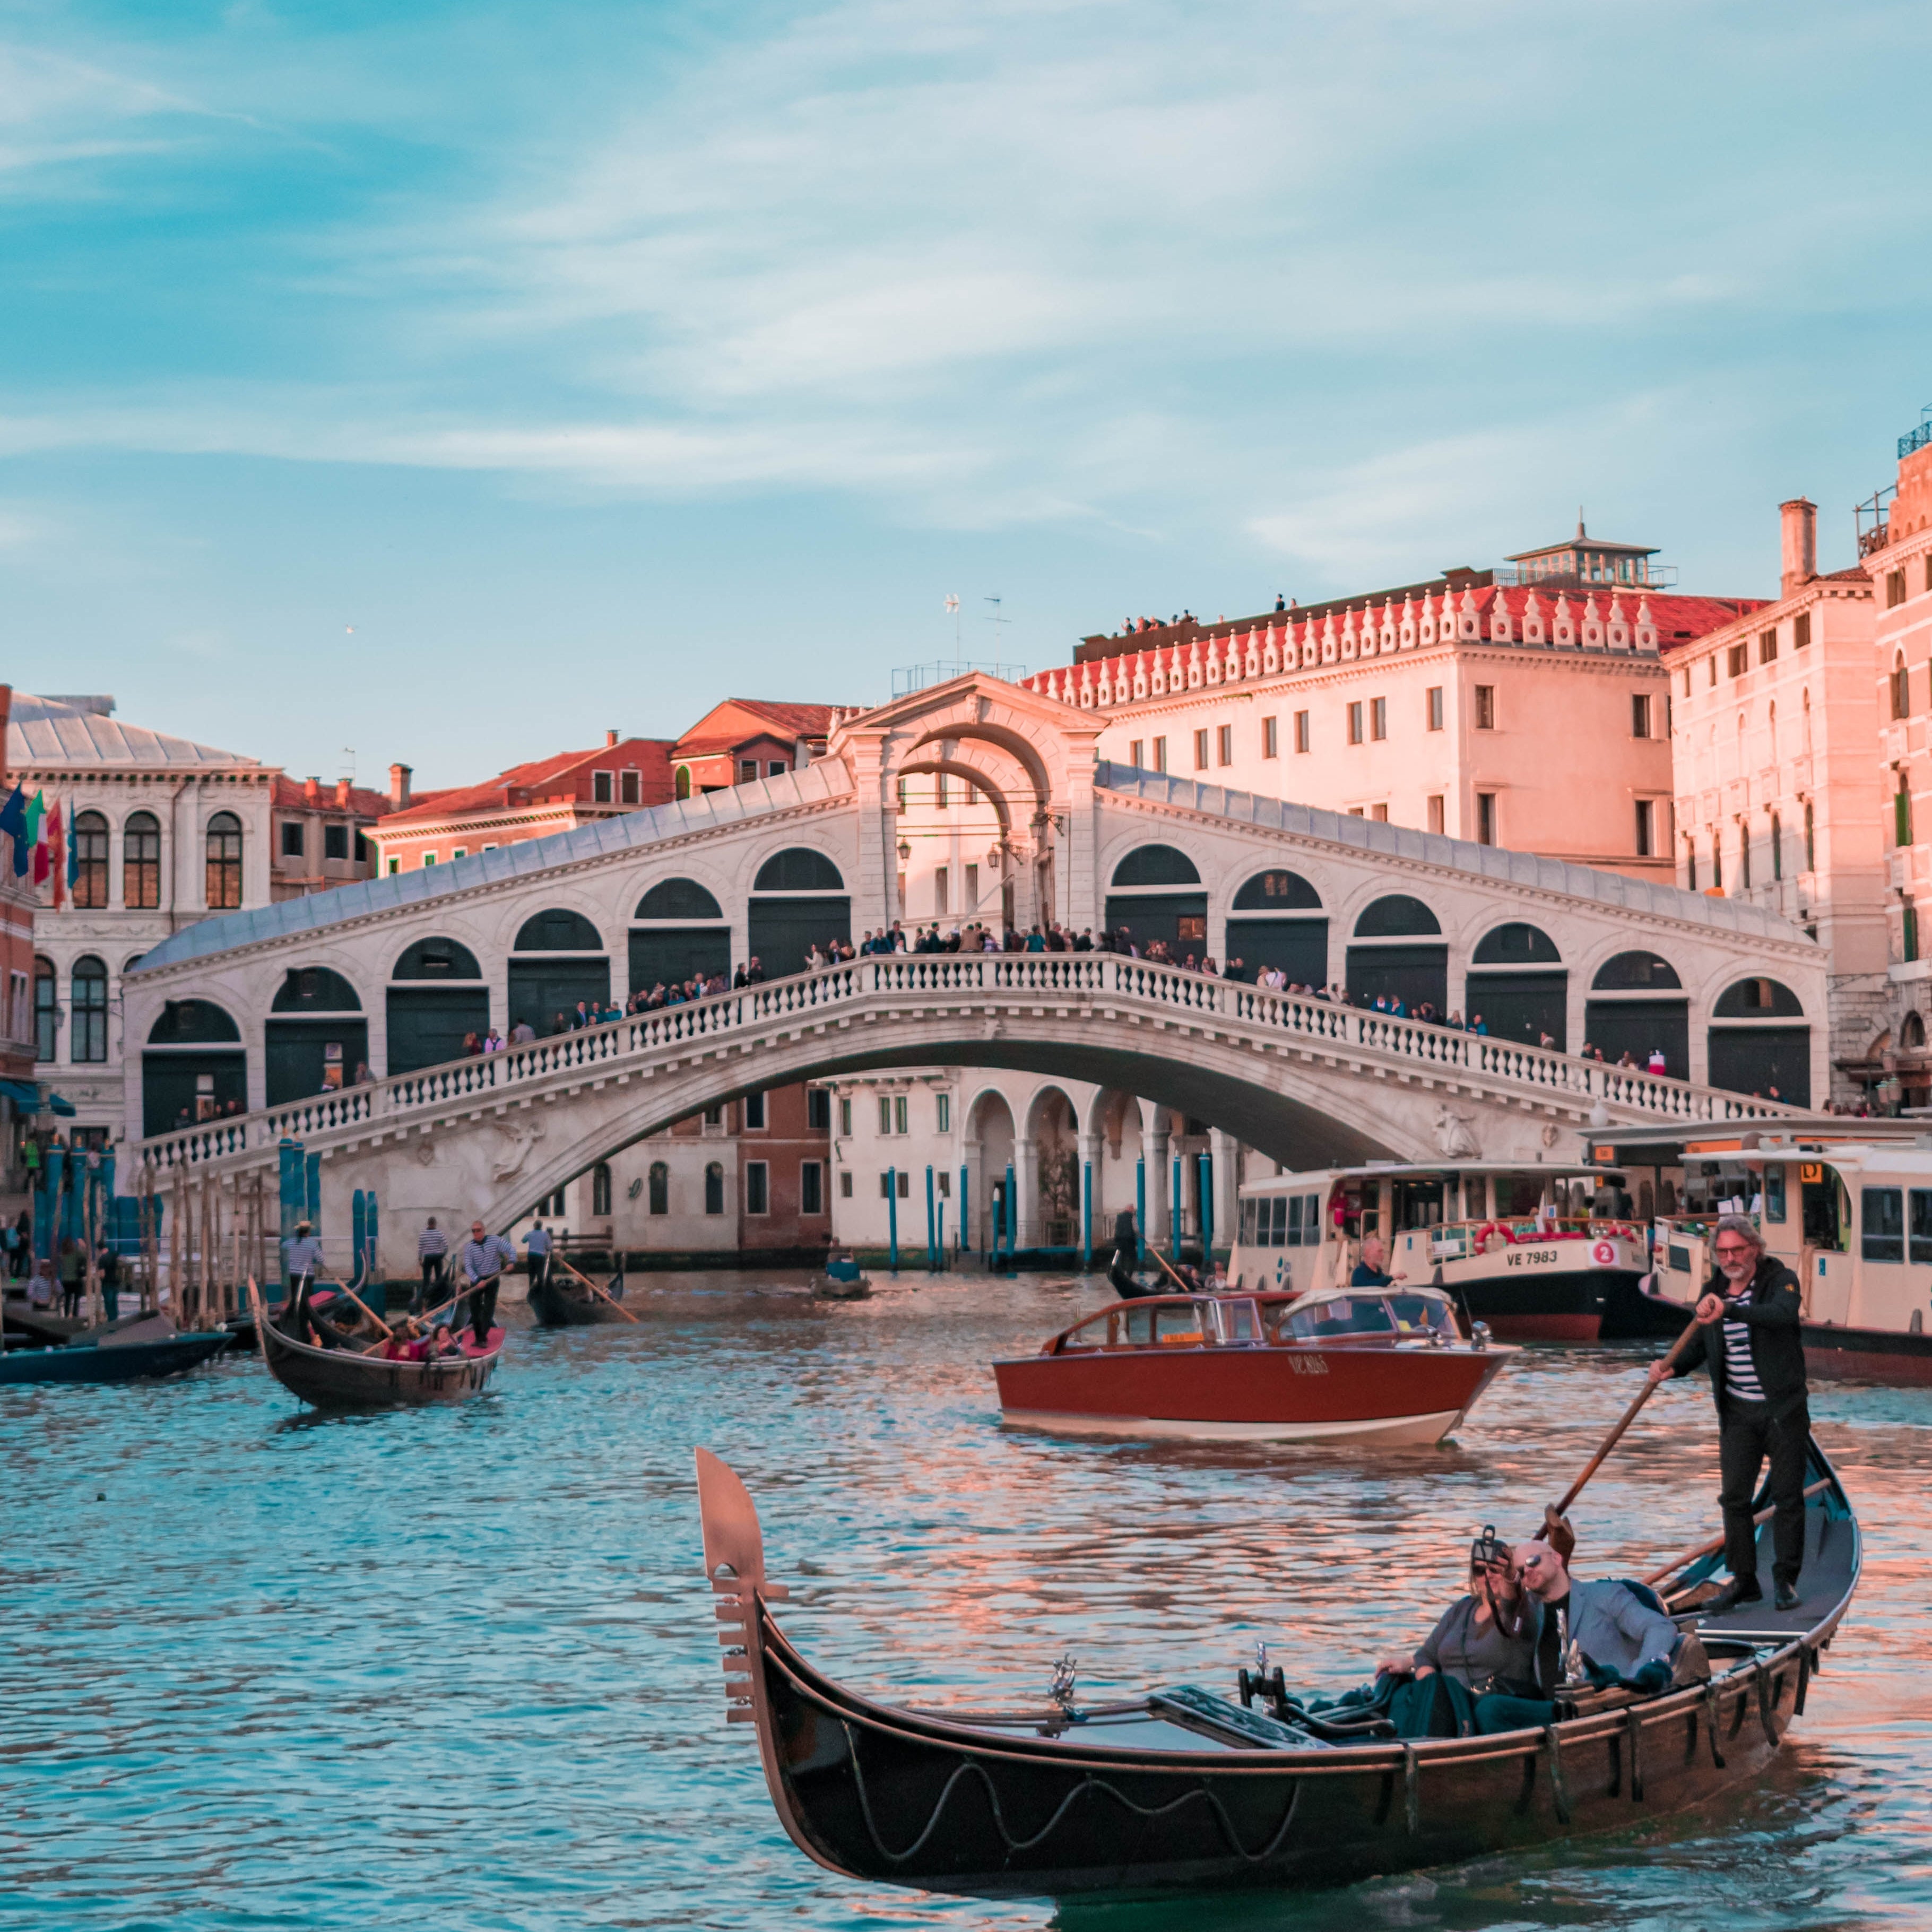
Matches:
[[558, 1255, 640, 1322], [1641, 1479, 1831, 1590], [320, 1276, 393, 1340], [1147, 1246, 1194, 1293], [359, 1285, 473, 1355], [1540, 1316, 1705, 1556], [246, 1277, 270, 1361]]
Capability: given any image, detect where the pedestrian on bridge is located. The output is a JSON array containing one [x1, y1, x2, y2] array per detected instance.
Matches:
[[458, 1221, 516, 1347]]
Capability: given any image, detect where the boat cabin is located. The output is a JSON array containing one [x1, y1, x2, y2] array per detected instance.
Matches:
[[1043, 1286, 1462, 1355]]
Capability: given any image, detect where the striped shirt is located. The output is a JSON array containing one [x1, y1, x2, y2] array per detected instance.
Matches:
[[417, 1227, 449, 1260], [1721, 1296, 1766, 1401]]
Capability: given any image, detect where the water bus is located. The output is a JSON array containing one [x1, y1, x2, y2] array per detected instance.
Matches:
[[1229, 1162, 1652, 1342], [1584, 1118, 1932, 1382]]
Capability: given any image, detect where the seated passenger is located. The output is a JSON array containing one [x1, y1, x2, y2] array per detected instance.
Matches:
[[426, 1322, 465, 1359], [1377, 1528, 1541, 1737]]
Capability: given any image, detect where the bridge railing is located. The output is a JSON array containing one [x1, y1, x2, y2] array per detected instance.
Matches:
[[134, 952, 1789, 1176]]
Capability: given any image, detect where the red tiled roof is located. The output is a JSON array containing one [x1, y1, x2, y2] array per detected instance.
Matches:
[[271, 776, 396, 816], [381, 738, 674, 828], [671, 699, 835, 761]]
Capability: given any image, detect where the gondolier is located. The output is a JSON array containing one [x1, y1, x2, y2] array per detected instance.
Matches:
[[415, 1217, 448, 1312], [282, 1220, 324, 1322], [522, 1220, 554, 1295], [1648, 1212, 1808, 1613], [458, 1221, 515, 1346]]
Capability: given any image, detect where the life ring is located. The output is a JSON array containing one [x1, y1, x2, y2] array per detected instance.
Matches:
[[1475, 1221, 1514, 1248]]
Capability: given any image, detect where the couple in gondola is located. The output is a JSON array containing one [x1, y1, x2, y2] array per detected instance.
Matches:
[[1365, 1525, 1703, 1738]]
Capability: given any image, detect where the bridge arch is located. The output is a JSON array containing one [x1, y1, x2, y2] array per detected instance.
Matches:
[[143, 998, 245, 1135], [748, 845, 850, 973], [389, 937, 488, 1076], [630, 876, 731, 993], [1465, 922, 1566, 1051], [1708, 974, 1810, 1105], [1104, 841, 1210, 955], [1582, 947, 1689, 1080], [1226, 866, 1328, 987], [265, 966, 368, 1108], [1346, 893, 1447, 1013], [508, 907, 610, 1036]]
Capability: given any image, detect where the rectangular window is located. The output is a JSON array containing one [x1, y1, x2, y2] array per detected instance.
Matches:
[[1759, 628, 1778, 665], [1905, 904, 1920, 963], [878, 1096, 893, 1134], [1794, 611, 1812, 647], [1473, 685, 1495, 730], [935, 1093, 951, 1132], [1128, 739, 1143, 767], [592, 1162, 612, 1216], [1861, 1186, 1904, 1262], [1371, 803, 1389, 822], [838, 1096, 852, 1137], [1910, 1188, 1932, 1263], [743, 1090, 766, 1130], [1897, 787, 1913, 847], [937, 1170, 951, 1198], [422, 852, 437, 868], [1887, 569, 1907, 609], [1262, 716, 1278, 758], [879, 1172, 896, 1200], [323, 824, 349, 861], [1426, 687, 1443, 732], [1708, 655, 1718, 687], [703, 1103, 723, 1128], [1631, 694, 1651, 739], [386, 856, 400, 876], [451, 847, 466, 860], [1347, 701, 1364, 744], [1152, 737, 1167, 774], [1727, 643, 1747, 678], [965, 862, 978, 906], [1193, 729, 1209, 770], [933, 865, 948, 915], [1476, 792, 1496, 845], [1293, 711, 1310, 753], [1635, 799, 1654, 857], [1764, 1165, 1786, 1223], [768, 760, 787, 778], [899, 1169, 910, 1198], [355, 832, 370, 862], [934, 773, 947, 807], [800, 1161, 822, 1216], [593, 770, 614, 803], [281, 821, 304, 858], [1682, 666, 1692, 696], [1216, 724, 1232, 766], [840, 1170, 853, 1199], [1427, 795, 1444, 835], [746, 1161, 769, 1216], [738, 759, 758, 785], [1370, 697, 1387, 741], [894, 1095, 908, 1135], [620, 769, 642, 804], [807, 1087, 831, 1131]]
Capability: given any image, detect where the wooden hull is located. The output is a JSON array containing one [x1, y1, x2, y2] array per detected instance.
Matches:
[[0, 1331, 231, 1386], [259, 1315, 503, 1407], [697, 1444, 1858, 1900], [528, 1273, 630, 1327], [993, 1342, 1507, 1446]]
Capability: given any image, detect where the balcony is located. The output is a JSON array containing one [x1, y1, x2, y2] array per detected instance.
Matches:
[[1901, 409, 1932, 460]]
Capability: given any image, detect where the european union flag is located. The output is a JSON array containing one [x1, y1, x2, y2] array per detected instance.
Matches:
[[0, 785, 24, 877]]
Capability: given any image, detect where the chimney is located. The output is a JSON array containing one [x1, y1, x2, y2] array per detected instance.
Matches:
[[304, 775, 320, 805], [335, 777, 350, 807], [605, 729, 619, 748], [389, 761, 412, 809], [1780, 498, 1816, 596]]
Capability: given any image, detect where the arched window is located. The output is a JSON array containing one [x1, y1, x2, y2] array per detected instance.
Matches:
[[33, 957, 56, 1062], [634, 878, 725, 920], [1771, 811, 1783, 881], [513, 908, 603, 952], [71, 957, 108, 1062], [1354, 895, 1441, 937], [271, 966, 362, 1012], [751, 848, 845, 893], [1713, 834, 1724, 891], [1903, 1011, 1927, 1051], [1110, 844, 1201, 888], [1714, 977, 1805, 1018], [1685, 837, 1698, 892], [124, 810, 161, 909], [1470, 923, 1560, 964], [72, 812, 109, 908], [704, 1162, 725, 1215], [1894, 652, 1911, 721], [393, 937, 482, 980], [1231, 869, 1321, 910], [1739, 817, 1753, 890], [674, 766, 692, 801], [592, 1162, 612, 1217], [1805, 801, 1815, 871], [1591, 951, 1683, 990], [648, 1162, 669, 1216], [1768, 700, 1777, 763], [205, 811, 242, 909]]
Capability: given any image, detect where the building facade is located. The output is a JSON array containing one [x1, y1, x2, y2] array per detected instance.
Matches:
[[669, 699, 833, 800], [0, 687, 40, 1197]]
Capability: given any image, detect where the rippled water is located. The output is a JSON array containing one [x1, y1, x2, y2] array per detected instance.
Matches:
[[3, 1271, 1929, 1931]]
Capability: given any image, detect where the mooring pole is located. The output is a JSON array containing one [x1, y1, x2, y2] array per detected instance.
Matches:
[[925, 1165, 937, 1272], [1135, 1156, 1146, 1264], [887, 1167, 898, 1276], [1081, 1159, 1093, 1273]]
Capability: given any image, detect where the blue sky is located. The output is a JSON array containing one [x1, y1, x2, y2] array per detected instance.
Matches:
[[4, 0, 1929, 788]]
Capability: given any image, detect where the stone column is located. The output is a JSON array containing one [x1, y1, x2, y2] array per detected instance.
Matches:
[[961, 1135, 983, 1253], [1078, 1127, 1103, 1253], [1211, 1129, 1239, 1251], [1013, 1136, 1038, 1249], [1148, 1114, 1171, 1249]]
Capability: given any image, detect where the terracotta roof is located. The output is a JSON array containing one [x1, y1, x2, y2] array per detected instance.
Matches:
[[380, 739, 674, 829], [271, 775, 395, 816], [671, 700, 836, 760]]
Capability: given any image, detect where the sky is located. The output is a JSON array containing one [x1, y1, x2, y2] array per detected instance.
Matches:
[[4, 0, 1930, 789]]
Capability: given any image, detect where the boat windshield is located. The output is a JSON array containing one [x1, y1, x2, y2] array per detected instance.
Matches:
[[1387, 1292, 1456, 1336], [1273, 1295, 1398, 1339]]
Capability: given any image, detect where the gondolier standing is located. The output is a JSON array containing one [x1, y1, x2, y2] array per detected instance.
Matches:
[[522, 1219, 554, 1296], [415, 1217, 449, 1313], [1648, 1212, 1808, 1614], [458, 1221, 515, 1347], [282, 1220, 324, 1326]]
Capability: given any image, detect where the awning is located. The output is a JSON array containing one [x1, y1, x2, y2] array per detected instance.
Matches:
[[0, 1080, 76, 1116]]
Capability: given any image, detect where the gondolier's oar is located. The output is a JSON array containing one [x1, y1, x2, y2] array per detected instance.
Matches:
[[1146, 1247, 1194, 1293], [1640, 1478, 1832, 1590], [246, 1277, 270, 1361], [558, 1255, 640, 1323], [1540, 1318, 1704, 1556], [321, 1277, 394, 1340]]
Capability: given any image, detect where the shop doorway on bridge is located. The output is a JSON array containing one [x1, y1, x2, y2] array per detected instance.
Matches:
[[1708, 977, 1810, 1105], [266, 966, 368, 1105], [1584, 950, 1688, 1078], [1224, 868, 1327, 986], [1346, 895, 1447, 1014], [509, 909, 610, 1035], [1464, 923, 1567, 1050], [388, 937, 490, 1074], [629, 878, 731, 993], [143, 999, 245, 1136], [748, 848, 849, 977], [1105, 845, 1207, 956]]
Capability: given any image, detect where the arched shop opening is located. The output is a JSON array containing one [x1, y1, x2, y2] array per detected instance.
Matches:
[[1585, 951, 1688, 1079], [143, 999, 245, 1136], [388, 938, 489, 1074], [1465, 923, 1566, 1050], [630, 878, 730, 992], [1708, 977, 1810, 1105], [1225, 869, 1327, 986], [509, 909, 609, 1035], [748, 849, 849, 975], [1346, 895, 1446, 1013], [1105, 845, 1207, 954], [266, 966, 367, 1105]]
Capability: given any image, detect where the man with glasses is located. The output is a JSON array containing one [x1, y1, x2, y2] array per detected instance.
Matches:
[[1647, 1212, 1808, 1614]]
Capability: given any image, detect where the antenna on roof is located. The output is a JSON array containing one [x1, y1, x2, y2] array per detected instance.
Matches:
[[341, 747, 357, 783], [945, 593, 961, 660], [984, 595, 1013, 649]]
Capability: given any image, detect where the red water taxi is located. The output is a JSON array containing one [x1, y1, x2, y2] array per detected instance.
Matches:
[[992, 1285, 1510, 1445]]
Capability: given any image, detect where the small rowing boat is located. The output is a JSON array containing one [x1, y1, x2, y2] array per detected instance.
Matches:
[[255, 1286, 503, 1407], [697, 1440, 1858, 1900], [0, 1311, 231, 1387], [529, 1266, 631, 1327]]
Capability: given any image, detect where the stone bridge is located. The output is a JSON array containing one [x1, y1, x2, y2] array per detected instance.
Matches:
[[123, 674, 1822, 1268]]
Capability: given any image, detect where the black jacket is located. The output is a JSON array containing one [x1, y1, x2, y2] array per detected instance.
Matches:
[[1671, 1254, 1808, 1417]]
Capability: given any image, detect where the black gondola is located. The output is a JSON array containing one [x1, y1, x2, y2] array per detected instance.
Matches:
[[527, 1264, 630, 1327], [696, 1444, 1858, 1899], [253, 1284, 503, 1407]]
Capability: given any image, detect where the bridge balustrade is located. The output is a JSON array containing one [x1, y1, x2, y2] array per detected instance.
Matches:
[[134, 952, 1790, 1177]]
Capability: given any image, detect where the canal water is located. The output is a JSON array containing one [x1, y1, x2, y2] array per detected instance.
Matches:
[[3, 1271, 1929, 1931]]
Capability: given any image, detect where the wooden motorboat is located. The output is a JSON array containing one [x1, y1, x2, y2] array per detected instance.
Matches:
[[529, 1266, 631, 1327], [811, 1254, 873, 1301], [0, 1312, 231, 1387], [1233, 1164, 1653, 1344], [256, 1288, 504, 1407], [697, 1441, 1858, 1900], [993, 1286, 1509, 1445]]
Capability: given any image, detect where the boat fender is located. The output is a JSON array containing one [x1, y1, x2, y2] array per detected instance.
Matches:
[[1475, 1222, 1513, 1248]]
